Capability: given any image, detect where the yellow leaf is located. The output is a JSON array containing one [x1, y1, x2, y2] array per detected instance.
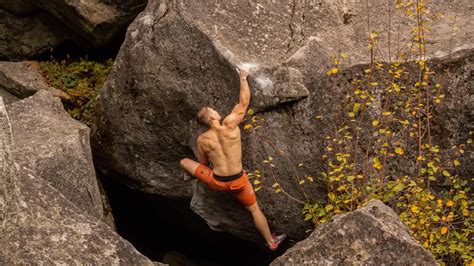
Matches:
[[326, 68, 339, 75], [275, 188, 282, 193], [299, 180, 305, 185], [306, 176, 314, 182], [244, 124, 253, 130], [391, 82, 400, 92], [372, 120, 380, 126], [462, 209, 470, 216], [370, 32, 378, 39], [440, 227, 448, 235], [325, 204, 334, 211], [410, 205, 420, 213], [399, 119, 409, 125], [328, 192, 335, 201], [247, 108, 255, 115], [348, 112, 355, 118], [353, 103, 361, 113], [370, 82, 379, 86], [447, 200, 455, 207], [442, 170, 451, 177], [437, 199, 443, 207], [423, 241, 429, 248], [347, 175, 355, 181], [373, 157, 382, 170], [336, 185, 346, 191], [253, 180, 260, 185], [395, 147, 404, 155], [453, 160, 460, 166], [254, 186, 262, 192], [272, 183, 279, 188]]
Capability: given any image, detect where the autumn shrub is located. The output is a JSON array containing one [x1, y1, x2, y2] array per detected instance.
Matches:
[[245, 0, 473, 265], [39, 57, 113, 126]]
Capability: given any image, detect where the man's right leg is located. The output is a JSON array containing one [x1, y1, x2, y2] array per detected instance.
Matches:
[[245, 202, 275, 246]]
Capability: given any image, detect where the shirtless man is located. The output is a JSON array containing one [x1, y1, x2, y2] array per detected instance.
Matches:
[[180, 68, 286, 251]]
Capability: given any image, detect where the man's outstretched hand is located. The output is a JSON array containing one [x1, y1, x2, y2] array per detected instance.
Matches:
[[236, 67, 248, 80]]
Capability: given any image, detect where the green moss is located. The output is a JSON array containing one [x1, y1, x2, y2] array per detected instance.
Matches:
[[39, 58, 113, 126]]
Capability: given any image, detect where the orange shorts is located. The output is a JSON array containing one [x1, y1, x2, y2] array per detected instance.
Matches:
[[193, 165, 257, 207]]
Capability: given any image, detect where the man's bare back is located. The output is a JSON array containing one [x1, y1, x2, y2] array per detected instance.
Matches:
[[197, 123, 243, 176]]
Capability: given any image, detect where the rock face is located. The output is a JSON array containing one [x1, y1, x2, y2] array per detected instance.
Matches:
[[6, 91, 103, 219], [34, 0, 147, 47], [0, 97, 156, 265], [271, 200, 437, 265], [0, 61, 69, 100], [0, 9, 70, 61], [92, 0, 474, 242], [0, 0, 37, 15], [0, 88, 19, 105]]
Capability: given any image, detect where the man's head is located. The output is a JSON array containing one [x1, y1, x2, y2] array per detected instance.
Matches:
[[197, 107, 222, 126]]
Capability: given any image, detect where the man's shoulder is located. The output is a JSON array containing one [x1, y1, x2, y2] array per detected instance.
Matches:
[[197, 132, 211, 143]]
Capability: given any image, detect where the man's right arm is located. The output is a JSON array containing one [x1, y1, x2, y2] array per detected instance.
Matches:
[[223, 68, 250, 129]]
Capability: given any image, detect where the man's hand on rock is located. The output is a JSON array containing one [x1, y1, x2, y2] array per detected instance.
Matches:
[[236, 67, 248, 80]]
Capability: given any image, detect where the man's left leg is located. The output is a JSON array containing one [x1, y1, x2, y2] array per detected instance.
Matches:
[[180, 158, 200, 180]]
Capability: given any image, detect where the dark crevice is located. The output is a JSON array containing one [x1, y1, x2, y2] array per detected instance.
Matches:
[[99, 173, 277, 265]]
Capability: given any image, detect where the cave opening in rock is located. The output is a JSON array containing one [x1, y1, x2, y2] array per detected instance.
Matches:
[[100, 174, 279, 265]]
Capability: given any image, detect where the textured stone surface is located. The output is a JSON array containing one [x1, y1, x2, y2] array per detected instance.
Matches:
[[92, 0, 474, 243], [34, 0, 147, 47], [0, 88, 19, 105], [271, 200, 437, 266], [0, 9, 70, 61], [0, 61, 69, 100], [7, 90, 103, 219], [0, 0, 37, 15], [0, 97, 156, 265]]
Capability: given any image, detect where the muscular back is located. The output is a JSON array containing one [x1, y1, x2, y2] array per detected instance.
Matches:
[[198, 125, 243, 176]]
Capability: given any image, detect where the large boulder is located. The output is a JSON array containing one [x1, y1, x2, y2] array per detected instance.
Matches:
[[34, 0, 147, 47], [271, 200, 437, 265], [92, 0, 474, 243], [0, 9, 70, 61], [0, 61, 69, 100], [6, 90, 103, 219], [0, 97, 156, 265]]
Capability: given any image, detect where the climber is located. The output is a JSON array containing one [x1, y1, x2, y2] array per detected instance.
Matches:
[[180, 67, 286, 251]]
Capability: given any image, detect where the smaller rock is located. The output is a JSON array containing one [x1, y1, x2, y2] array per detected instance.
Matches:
[[0, 10, 70, 61], [0, 61, 69, 100], [7, 90, 102, 219], [271, 200, 437, 266]]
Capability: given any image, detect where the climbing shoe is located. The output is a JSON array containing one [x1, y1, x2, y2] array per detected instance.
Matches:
[[268, 233, 287, 251]]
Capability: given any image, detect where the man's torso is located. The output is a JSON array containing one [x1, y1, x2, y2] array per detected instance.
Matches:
[[198, 125, 243, 176]]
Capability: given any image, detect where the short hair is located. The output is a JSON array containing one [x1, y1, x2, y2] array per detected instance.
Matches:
[[197, 107, 211, 126]]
